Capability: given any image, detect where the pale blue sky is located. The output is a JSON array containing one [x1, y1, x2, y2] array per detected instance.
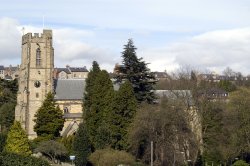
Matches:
[[1, 0, 250, 74]]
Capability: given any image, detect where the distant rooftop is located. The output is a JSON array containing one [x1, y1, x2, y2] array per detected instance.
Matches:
[[4, 75, 12, 80], [69, 67, 88, 72], [55, 66, 89, 74], [55, 68, 71, 74], [155, 90, 194, 106]]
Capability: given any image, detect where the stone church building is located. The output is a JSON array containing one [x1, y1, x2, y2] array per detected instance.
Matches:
[[14, 29, 203, 156], [15, 30, 85, 139]]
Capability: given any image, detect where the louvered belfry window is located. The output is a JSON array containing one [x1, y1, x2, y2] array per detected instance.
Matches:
[[36, 48, 41, 67]]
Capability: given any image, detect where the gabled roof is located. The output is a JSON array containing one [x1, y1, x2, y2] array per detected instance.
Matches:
[[5, 66, 18, 71], [54, 79, 85, 100], [55, 68, 71, 74]]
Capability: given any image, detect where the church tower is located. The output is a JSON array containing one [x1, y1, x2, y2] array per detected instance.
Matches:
[[15, 30, 54, 139]]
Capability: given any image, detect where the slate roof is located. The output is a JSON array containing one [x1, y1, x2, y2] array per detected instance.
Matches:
[[54, 79, 193, 105], [63, 113, 82, 119], [4, 75, 12, 80], [155, 90, 194, 106], [55, 68, 71, 74], [155, 90, 192, 97], [198, 88, 228, 96], [5, 66, 18, 71], [54, 79, 85, 100], [0, 66, 4, 70], [69, 67, 88, 72]]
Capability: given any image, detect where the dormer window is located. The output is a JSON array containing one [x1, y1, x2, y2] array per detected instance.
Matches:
[[36, 48, 41, 67]]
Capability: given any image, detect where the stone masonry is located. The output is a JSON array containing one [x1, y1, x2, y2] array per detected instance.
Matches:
[[15, 30, 54, 139]]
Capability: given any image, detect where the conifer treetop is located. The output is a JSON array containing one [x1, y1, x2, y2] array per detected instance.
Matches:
[[4, 121, 32, 156]]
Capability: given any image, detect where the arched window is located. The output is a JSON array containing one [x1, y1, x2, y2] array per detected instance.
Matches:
[[36, 48, 41, 67], [64, 107, 69, 113]]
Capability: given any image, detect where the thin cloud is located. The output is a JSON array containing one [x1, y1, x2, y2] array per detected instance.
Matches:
[[144, 28, 250, 74], [0, 18, 118, 71], [1, 0, 250, 32], [1, 17, 250, 74], [0, 18, 21, 61]]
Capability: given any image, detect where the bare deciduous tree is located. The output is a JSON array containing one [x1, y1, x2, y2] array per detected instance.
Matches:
[[128, 96, 199, 166]]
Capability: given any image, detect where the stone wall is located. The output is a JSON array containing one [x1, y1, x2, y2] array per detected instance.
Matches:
[[15, 30, 54, 139]]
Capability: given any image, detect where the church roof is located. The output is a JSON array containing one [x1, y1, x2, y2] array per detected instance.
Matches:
[[54, 79, 85, 100]]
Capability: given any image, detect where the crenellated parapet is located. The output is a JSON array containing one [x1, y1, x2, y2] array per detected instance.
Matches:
[[22, 30, 53, 45]]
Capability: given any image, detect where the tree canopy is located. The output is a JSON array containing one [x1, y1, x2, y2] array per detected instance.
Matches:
[[33, 92, 64, 138], [0, 152, 50, 166], [88, 148, 137, 166], [35, 140, 68, 164], [84, 62, 115, 150], [228, 88, 250, 158], [0, 102, 15, 132], [111, 81, 137, 150], [0, 79, 18, 132], [72, 123, 91, 166], [83, 61, 101, 118], [4, 121, 31, 156], [129, 98, 198, 165], [115, 39, 156, 103], [0, 79, 18, 105]]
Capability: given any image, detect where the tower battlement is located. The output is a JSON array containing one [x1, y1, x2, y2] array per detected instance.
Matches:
[[22, 30, 52, 45]]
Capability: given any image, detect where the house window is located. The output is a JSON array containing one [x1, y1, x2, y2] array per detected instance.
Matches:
[[36, 93, 39, 98], [36, 48, 41, 67]]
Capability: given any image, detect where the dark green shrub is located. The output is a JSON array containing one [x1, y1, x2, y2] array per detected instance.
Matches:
[[73, 123, 91, 166], [89, 148, 137, 166], [0, 152, 50, 166], [233, 160, 249, 166], [34, 140, 68, 164], [60, 135, 75, 155]]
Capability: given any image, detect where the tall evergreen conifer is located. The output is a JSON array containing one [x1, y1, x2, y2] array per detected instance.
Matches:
[[4, 121, 31, 156], [83, 61, 101, 119], [0, 102, 15, 132], [86, 70, 115, 149], [84, 61, 115, 149], [73, 123, 91, 166], [34, 92, 64, 138], [115, 39, 156, 103], [111, 81, 137, 150]]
